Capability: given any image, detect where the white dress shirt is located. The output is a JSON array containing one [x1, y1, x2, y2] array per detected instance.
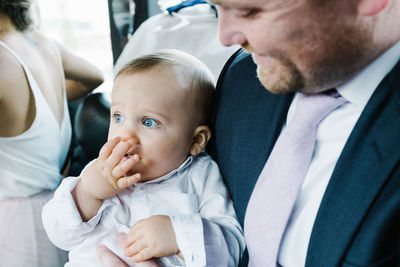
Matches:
[[113, 4, 239, 81], [42, 152, 245, 267], [278, 41, 400, 267]]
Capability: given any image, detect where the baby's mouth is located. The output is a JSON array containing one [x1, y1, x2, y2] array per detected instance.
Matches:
[[124, 153, 133, 159], [123, 147, 140, 161], [123, 154, 141, 162]]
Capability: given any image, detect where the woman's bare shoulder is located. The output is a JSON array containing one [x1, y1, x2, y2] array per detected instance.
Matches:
[[0, 45, 26, 81], [0, 44, 28, 99], [27, 30, 58, 55]]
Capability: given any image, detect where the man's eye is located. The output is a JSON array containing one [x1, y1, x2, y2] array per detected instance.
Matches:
[[238, 9, 260, 18], [143, 118, 159, 128], [114, 113, 123, 123]]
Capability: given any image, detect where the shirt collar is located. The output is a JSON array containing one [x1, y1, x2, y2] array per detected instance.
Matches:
[[137, 155, 194, 185], [337, 41, 400, 108]]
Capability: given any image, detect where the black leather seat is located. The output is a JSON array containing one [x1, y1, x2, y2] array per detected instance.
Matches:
[[68, 92, 110, 176]]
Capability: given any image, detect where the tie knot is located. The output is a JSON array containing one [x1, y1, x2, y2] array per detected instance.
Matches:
[[292, 91, 346, 126]]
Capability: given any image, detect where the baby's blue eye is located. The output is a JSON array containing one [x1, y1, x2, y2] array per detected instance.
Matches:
[[143, 118, 159, 128], [114, 114, 123, 123]]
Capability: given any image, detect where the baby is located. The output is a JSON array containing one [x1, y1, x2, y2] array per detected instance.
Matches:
[[42, 49, 245, 267]]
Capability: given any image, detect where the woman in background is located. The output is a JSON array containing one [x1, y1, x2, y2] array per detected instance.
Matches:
[[0, 1, 104, 266]]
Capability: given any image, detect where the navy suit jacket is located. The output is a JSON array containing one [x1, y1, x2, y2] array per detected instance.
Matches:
[[207, 49, 400, 266]]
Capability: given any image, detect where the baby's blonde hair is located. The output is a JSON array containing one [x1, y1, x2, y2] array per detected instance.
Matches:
[[116, 49, 215, 125]]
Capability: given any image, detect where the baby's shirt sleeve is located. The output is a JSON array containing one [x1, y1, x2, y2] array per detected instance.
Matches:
[[170, 154, 245, 267], [41, 176, 110, 251]]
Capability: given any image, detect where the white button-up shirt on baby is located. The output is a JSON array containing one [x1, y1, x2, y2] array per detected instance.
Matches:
[[42, 152, 245, 267]]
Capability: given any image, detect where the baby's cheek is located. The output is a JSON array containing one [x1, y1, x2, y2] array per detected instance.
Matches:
[[133, 158, 157, 181], [142, 159, 176, 181]]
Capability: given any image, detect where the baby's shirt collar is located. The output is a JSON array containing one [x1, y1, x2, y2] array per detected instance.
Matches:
[[136, 155, 194, 185]]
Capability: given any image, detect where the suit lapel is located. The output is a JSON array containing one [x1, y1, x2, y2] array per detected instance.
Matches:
[[306, 61, 400, 266], [211, 50, 294, 224]]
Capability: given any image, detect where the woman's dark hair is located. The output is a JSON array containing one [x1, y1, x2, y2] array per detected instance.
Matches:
[[0, 0, 32, 31]]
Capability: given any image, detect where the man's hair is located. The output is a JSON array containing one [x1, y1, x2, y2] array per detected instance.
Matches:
[[0, 0, 32, 31], [116, 49, 216, 125]]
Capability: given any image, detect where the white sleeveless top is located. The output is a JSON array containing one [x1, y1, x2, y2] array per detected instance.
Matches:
[[0, 40, 72, 200]]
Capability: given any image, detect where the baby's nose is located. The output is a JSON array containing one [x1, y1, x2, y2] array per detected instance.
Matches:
[[120, 128, 139, 143], [121, 135, 139, 145], [130, 136, 139, 145]]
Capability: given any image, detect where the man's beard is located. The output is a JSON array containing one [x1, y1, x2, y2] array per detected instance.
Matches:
[[242, 23, 372, 95], [243, 44, 304, 94], [254, 54, 304, 94]]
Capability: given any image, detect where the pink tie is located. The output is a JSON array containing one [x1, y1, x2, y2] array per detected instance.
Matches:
[[244, 92, 346, 267]]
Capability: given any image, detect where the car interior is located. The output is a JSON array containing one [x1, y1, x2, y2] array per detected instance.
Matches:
[[66, 0, 238, 176]]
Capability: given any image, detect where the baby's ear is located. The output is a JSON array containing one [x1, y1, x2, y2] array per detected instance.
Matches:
[[189, 126, 212, 156]]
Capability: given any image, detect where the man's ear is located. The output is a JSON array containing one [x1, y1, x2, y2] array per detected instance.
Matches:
[[357, 0, 389, 16], [189, 126, 212, 156]]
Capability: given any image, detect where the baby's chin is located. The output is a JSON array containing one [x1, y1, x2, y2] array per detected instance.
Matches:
[[125, 163, 178, 183], [125, 169, 153, 183]]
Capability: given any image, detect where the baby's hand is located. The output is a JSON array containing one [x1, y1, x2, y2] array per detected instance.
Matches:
[[80, 137, 142, 201], [123, 215, 180, 262]]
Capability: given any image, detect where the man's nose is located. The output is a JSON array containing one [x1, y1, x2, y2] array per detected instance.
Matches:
[[218, 8, 247, 47]]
